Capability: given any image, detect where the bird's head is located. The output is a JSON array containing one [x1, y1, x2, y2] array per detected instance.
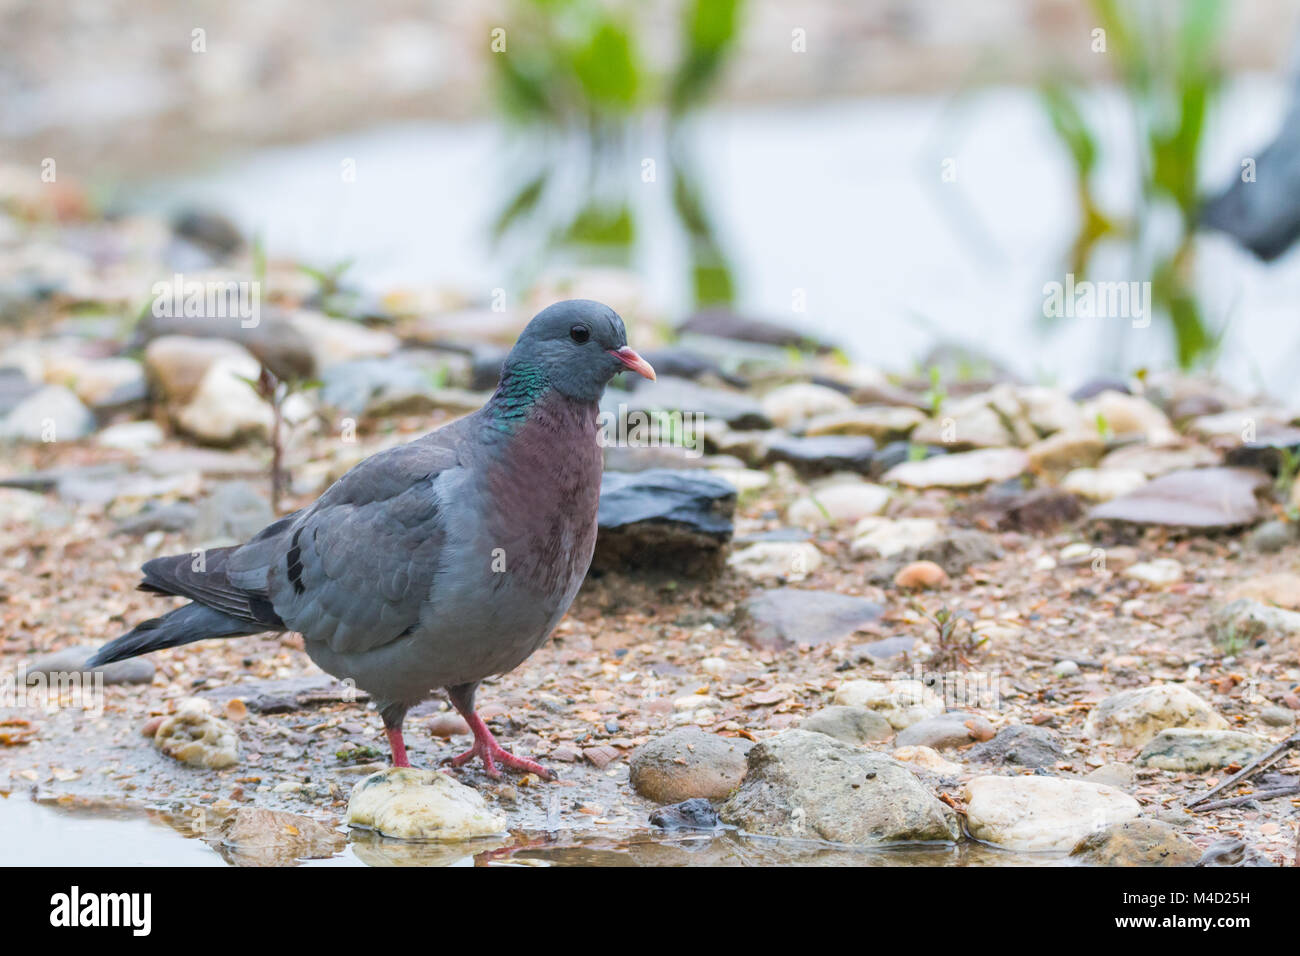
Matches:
[[507, 299, 655, 402]]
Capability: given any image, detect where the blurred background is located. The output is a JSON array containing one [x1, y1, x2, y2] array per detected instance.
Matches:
[[5, 0, 1300, 399]]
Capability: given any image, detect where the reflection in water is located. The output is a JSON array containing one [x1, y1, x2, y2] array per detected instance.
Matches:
[[6, 795, 1081, 867]]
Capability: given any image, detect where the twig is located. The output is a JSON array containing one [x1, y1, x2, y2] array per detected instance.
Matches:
[[1190, 784, 1300, 813], [1186, 733, 1300, 809]]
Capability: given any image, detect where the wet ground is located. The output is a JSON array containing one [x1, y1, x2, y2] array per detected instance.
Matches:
[[3, 794, 1076, 867]]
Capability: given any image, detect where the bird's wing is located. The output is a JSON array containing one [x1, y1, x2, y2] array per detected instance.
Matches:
[[227, 426, 472, 655]]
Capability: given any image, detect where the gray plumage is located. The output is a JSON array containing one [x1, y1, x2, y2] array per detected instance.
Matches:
[[89, 300, 655, 773]]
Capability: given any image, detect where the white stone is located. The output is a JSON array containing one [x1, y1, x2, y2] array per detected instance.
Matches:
[[710, 467, 772, 495], [728, 541, 822, 582], [288, 310, 400, 368], [347, 767, 507, 841], [144, 335, 254, 404], [787, 481, 891, 528], [1061, 467, 1148, 502], [65, 357, 145, 407], [1124, 559, 1184, 587], [1080, 391, 1178, 445], [850, 517, 943, 558], [804, 406, 927, 441], [832, 679, 944, 729], [1027, 431, 1105, 473], [1084, 684, 1229, 747], [884, 448, 1029, 489], [964, 775, 1140, 852], [96, 420, 165, 452], [174, 353, 272, 445], [760, 383, 853, 429], [0, 384, 96, 442], [1017, 385, 1087, 436]]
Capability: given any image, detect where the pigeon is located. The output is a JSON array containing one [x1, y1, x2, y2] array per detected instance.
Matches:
[[88, 300, 655, 779]]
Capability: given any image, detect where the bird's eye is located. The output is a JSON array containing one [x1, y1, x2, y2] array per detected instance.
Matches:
[[569, 325, 590, 344]]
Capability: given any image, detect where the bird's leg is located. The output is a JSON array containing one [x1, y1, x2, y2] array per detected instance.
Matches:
[[445, 682, 555, 781], [381, 702, 411, 768], [385, 725, 410, 768]]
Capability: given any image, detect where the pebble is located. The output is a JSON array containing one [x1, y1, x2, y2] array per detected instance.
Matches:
[[895, 713, 991, 750], [850, 516, 942, 559], [154, 698, 239, 769], [832, 679, 945, 730], [966, 724, 1065, 767], [1061, 467, 1148, 502], [760, 382, 854, 429], [628, 727, 752, 803], [883, 448, 1030, 489], [893, 560, 948, 590], [1260, 705, 1296, 728], [648, 798, 721, 831], [786, 479, 891, 528], [1123, 558, 1184, 587], [727, 541, 822, 582], [804, 405, 926, 441], [0, 384, 96, 441], [798, 705, 894, 746], [1053, 660, 1080, 678]]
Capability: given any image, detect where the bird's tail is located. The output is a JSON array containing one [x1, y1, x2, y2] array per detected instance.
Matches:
[[86, 603, 262, 667]]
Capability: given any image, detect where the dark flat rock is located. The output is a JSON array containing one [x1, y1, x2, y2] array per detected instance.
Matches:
[[763, 434, 875, 476], [1224, 426, 1300, 475], [594, 469, 735, 575], [648, 798, 722, 831]]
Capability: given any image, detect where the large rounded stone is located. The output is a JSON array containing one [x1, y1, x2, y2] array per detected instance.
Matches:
[[347, 767, 507, 841], [628, 727, 753, 803], [1084, 684, 1229, 747], [1069, 819, 1201, 866], [718, 730, 960, 845], [1136, 729, 1269, 772], [964, 775, 1140, 852]]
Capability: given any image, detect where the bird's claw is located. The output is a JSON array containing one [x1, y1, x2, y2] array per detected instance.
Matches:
[[447, 740, 556, 781]]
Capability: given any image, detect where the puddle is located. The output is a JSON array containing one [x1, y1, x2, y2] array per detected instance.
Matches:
[[1, 793, 1074, 867]]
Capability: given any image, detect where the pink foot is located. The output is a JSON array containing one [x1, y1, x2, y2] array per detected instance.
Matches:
[[385, 725, 411, 768], [447, 709, 554, 781]]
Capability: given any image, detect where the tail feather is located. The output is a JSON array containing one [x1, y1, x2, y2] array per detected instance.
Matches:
[[86, 603, 263, 667]]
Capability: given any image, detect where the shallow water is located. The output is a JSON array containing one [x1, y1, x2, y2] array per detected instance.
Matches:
[[129, 77, 1300, 402], [2, 793, 1074, 867]]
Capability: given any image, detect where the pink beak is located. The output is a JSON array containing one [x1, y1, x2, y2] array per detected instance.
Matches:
[[609, 346, 656, 381]]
